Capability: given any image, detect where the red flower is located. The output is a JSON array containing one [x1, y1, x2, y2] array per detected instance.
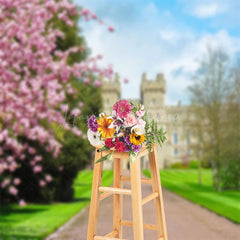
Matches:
[[105, 138, 115, 148], [115, 141, 125, 152]]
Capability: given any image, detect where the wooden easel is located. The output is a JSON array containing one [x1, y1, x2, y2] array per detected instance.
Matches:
[[87, 143, 168, 240]]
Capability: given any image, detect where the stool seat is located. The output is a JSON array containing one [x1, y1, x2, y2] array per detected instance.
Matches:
[[87, 144, 168, 240]]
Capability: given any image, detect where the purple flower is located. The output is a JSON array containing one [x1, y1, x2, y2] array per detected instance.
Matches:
[[124, 145, 130, 152], [132, 144, 141, 152], [125, 135, 131, 146], [88, 115, 99, 132]]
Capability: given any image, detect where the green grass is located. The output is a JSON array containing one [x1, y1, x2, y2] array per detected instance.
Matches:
[[143, 169, 240, 224], [0, 170, 113, 240]]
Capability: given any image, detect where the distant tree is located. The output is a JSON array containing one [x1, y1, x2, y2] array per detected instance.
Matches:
[[188, 48, 231, 191]]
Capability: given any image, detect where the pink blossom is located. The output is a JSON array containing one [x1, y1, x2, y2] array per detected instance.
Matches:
[[39, 180, 46, 187], [33, 165, 42, 173], [93, 80, 102, 87], [28, 147, 36, 155], [136, 110, 145, 117], [1, 178, 10, 188], [19, 199, 26, 207], [78, 101, 84, 108], [9, 186, 18, 195], [14, 178, 21, 185], [125, 113, 137, 127], [113, 100, 132, 119], [124, 78, 129, 84], [45, 175, 52, 182], [72, 127, 82, 136], [34, 155, 42, 162], [84, 77, 90, 84], [71, 108, 81, 116], [108, 26, 115, 32]]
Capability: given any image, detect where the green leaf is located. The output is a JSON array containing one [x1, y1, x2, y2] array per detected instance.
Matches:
[[98, 145, 110, 152], [95, 152, 113, 164]]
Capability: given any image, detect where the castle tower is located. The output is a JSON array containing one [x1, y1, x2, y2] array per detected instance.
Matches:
[[141, 73, 166, 109], [101, 73, 121, 114]]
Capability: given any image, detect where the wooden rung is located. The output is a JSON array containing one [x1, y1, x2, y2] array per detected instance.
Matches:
[[120, 220, 159, 231], [142, 192, 159, 205], [120, 175, 152, 184], [99, 186, 132, 195], [94, 236, 126, 240], [100, 192, 112, 200], [104, 230, 117, 237], [159, 238, 165, 240]]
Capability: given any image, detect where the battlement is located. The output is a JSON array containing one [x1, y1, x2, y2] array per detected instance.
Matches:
[[101, 73, 121, 96], [141, 73, 166, 93]]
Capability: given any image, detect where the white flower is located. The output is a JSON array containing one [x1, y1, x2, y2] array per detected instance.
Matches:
[[131, 125, 145, 135], [87, 129, 104, 146]]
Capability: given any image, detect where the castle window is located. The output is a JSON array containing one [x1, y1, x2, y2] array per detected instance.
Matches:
[[187, 149, 191, 155], [173, 132, 178, 144], [174, 148, 178, 156], [152, 98, 156, 105], [106, 99, 110, 105]]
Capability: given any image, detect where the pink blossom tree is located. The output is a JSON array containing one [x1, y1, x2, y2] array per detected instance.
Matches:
[[0, 0, 113, 203]]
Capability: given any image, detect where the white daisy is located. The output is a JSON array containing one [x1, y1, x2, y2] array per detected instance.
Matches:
[[87, 129, 104, 146]]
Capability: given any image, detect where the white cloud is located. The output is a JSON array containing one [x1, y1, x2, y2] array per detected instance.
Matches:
[[75, 0, 240, 105], [193, 3, 226, 18]]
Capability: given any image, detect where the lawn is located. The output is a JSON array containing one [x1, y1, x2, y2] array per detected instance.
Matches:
[[0, 170, 113, 240], [143, 169, 240, 223]]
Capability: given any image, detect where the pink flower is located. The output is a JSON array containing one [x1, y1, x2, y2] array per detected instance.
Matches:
[[113, 100, 132, 119], [136, 110, 145, 117], [45, 175, 52, 182], [1, 178, 10, 188], [94, 80, 102, 87], [124, 78, 129, 84], [71, 108, 81, 116], [14, 178, 21, 185], [108, 26, 115, 32], [83, 78, 90, 84], [39, 180, 46, 187], [34, 155, 42, 162], [125, 113, 137, 127], [9, 186, 18, 195], [33, 165, 42, 173], [72, 127, 82, 136], [19, 199, 26, 207], [28, 147, 36, 155], [137, 118, 146, 127], [78, 101, 84, 108]]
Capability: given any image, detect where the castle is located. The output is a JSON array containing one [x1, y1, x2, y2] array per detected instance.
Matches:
[[101, 73, 194, 169]]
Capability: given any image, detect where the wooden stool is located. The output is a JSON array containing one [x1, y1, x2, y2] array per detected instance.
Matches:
[[87, 143, 168, 240]]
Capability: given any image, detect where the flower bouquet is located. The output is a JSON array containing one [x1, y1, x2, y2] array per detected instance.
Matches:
[[87, 100, 166, 163]]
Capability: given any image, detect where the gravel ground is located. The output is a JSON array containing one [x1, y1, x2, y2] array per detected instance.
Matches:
[[46, 172, 240, 240]]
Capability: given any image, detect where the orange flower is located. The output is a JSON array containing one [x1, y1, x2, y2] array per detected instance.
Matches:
[[97, 116, 115, 139]]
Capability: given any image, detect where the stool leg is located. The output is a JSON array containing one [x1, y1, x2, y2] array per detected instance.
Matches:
[[87, 150, 104, 240], [130, 157, 144, 240], [149, 147, 168, 240], [113, 158, 123, 238]]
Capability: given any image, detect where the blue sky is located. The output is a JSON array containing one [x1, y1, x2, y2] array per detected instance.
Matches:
[[74, 0, 240, 105]]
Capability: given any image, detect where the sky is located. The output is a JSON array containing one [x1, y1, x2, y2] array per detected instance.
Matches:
[[74, 0, 240, 105]]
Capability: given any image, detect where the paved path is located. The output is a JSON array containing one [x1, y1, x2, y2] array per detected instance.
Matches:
[[47, 176, 240, 240]]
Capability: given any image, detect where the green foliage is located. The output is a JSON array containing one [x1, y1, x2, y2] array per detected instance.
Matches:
[[143, 112, 167, 153], [188, 160, 199, 169]]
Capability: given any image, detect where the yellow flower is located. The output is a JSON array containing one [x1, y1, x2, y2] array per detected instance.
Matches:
[[129, 132, 146, 145], [97, 116, 115, 139]]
